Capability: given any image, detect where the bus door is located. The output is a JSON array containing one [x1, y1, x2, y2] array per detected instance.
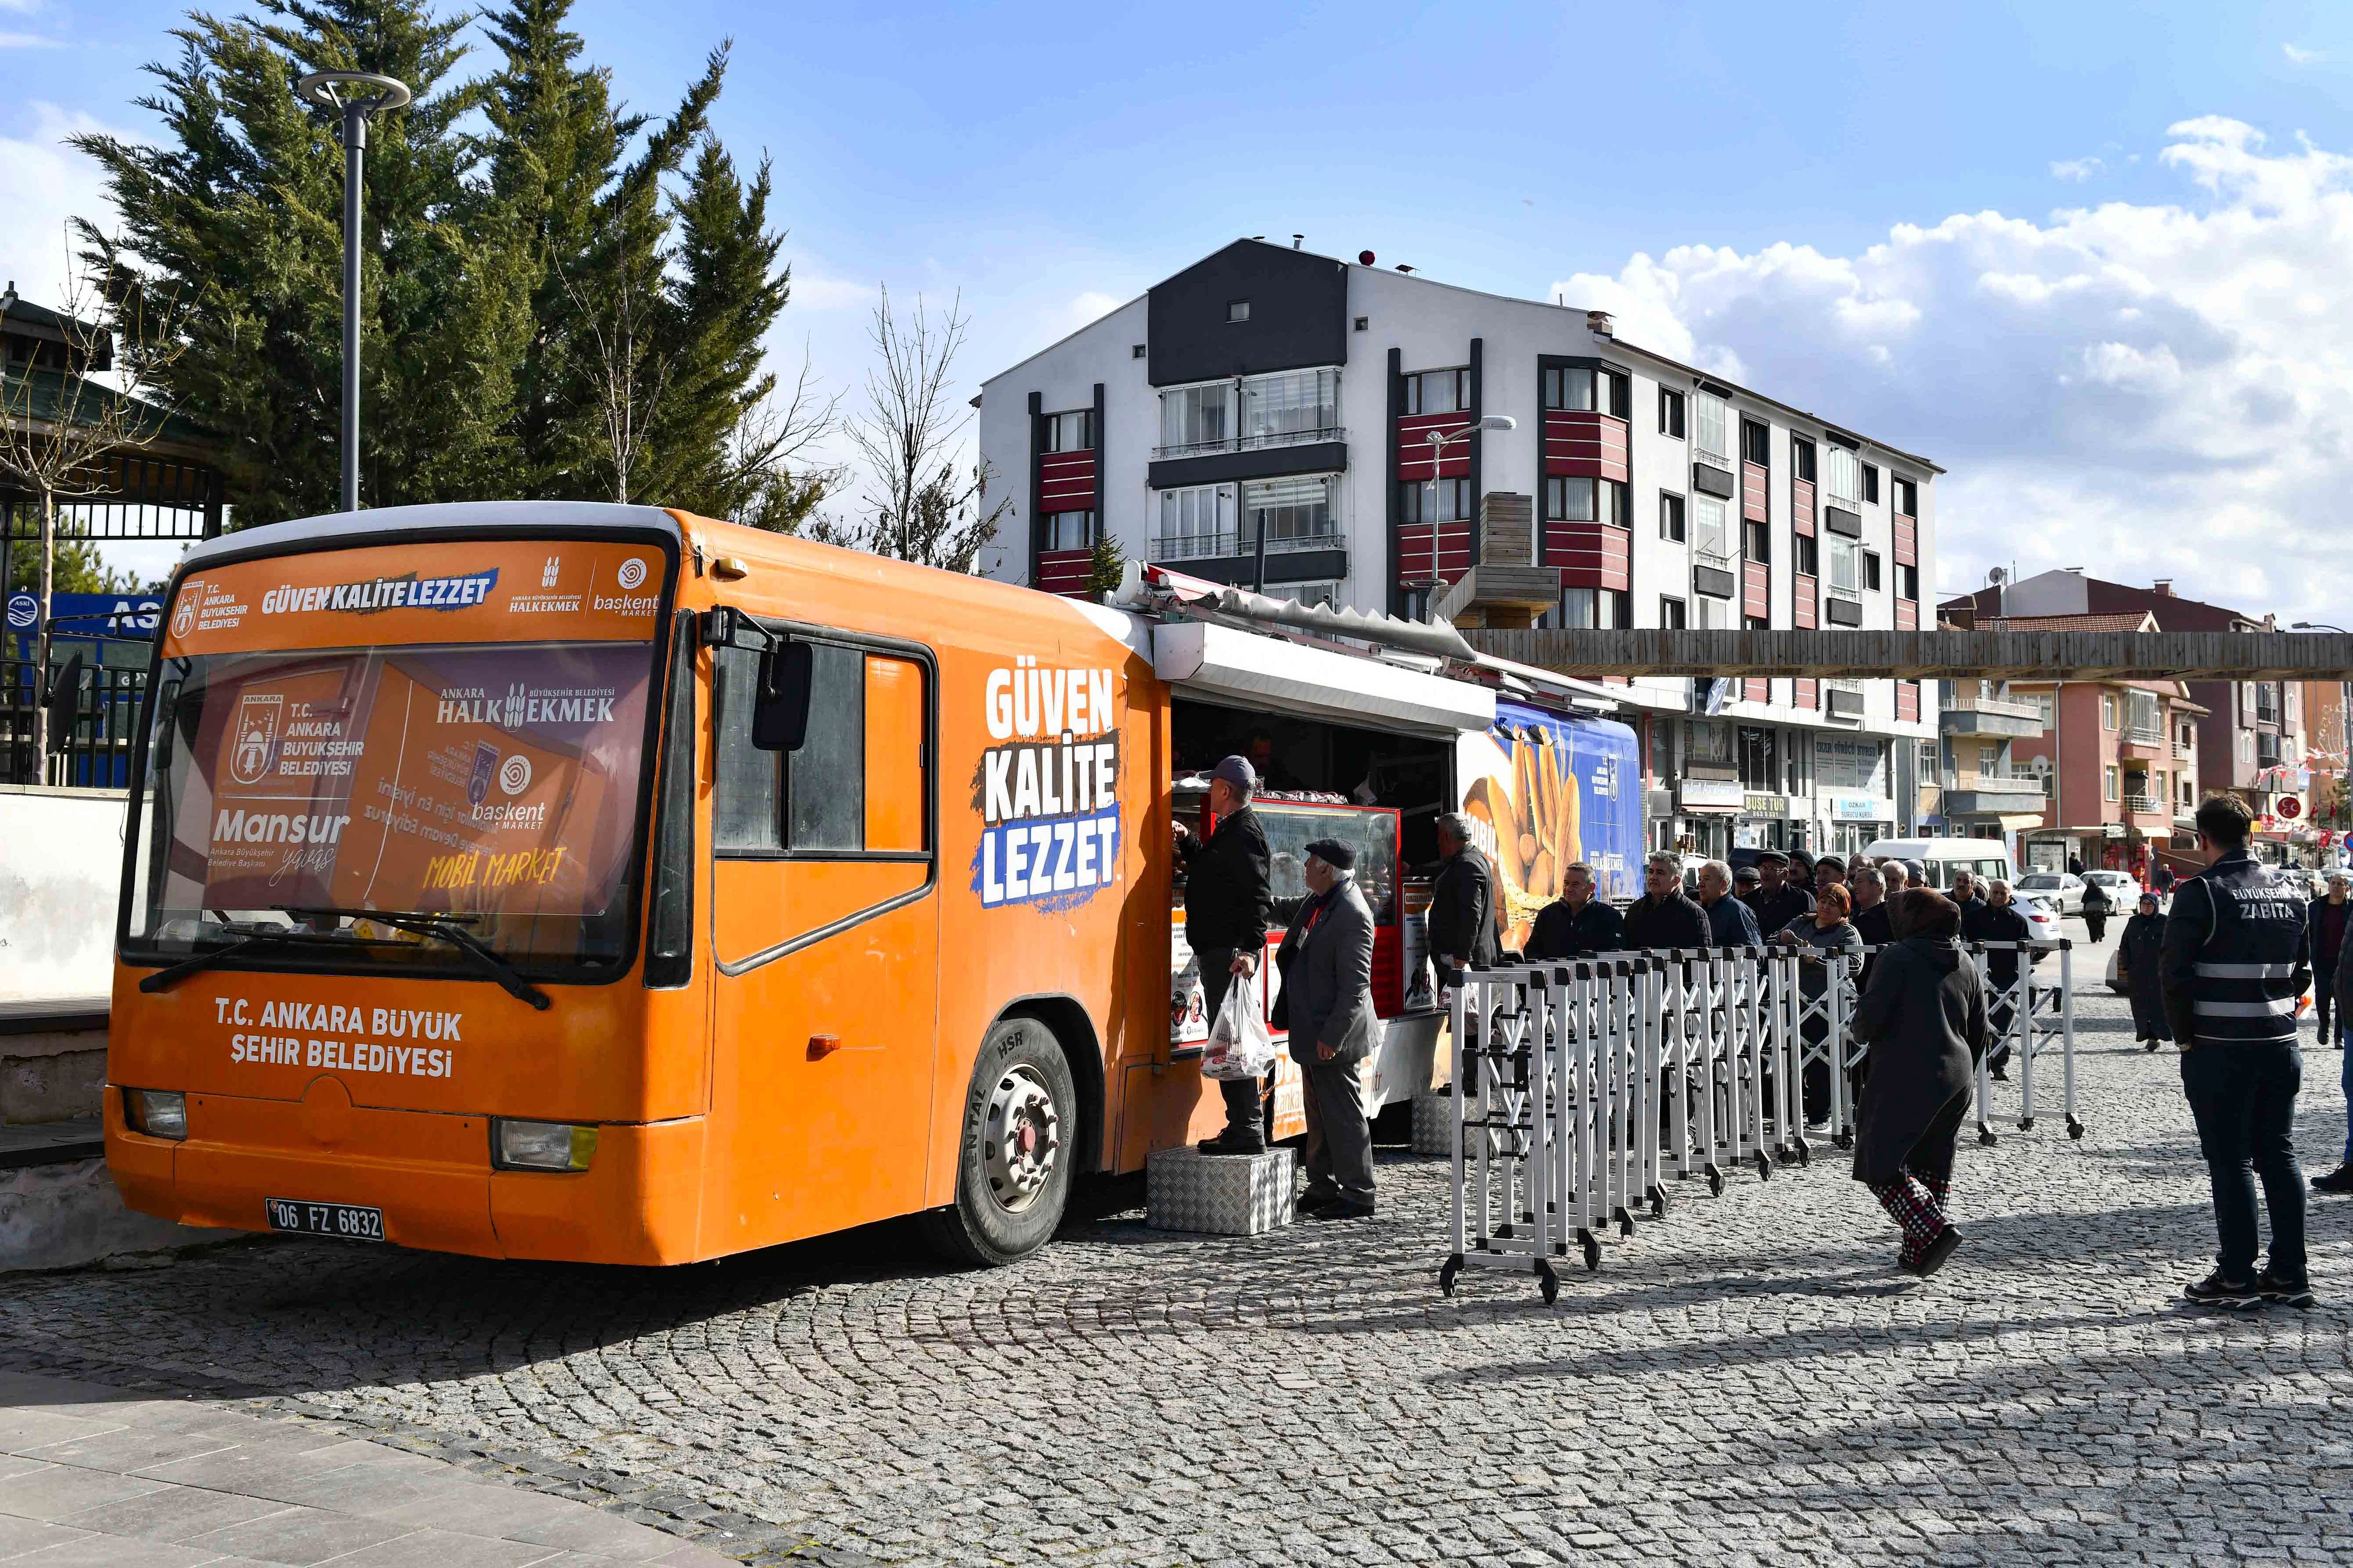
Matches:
[[705, 633, 938, 1248]]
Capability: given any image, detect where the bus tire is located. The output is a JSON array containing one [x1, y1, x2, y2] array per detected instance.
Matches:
[[921, 1017, 1076, 1266]]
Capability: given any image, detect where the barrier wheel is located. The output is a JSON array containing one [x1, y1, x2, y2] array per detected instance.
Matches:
[[1614, 1206, 1635, 1239], [1579, 1230, 1601, 1272], [1793, 1140, 1812, 1167], [1440, 1255, 1462, 1297], [1834, 1133, 1853, 1151], [1495, 1223, 1515, 1238], [1537, 1261, 1560, 1305], [2019, 1116, 2036, 1132], [1978, 1126, 1998, 1147], [1755, 1151, 1773, 1181], [2067, 1115, 2085, 1140], [1648, 1185, 1668, 1220], [1705, 1164, 1726, 1198]]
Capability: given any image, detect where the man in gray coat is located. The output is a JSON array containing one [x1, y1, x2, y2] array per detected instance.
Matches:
[[1279, 837, 1380, 1220]]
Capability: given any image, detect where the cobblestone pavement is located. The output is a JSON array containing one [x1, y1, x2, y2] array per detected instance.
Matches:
[[10, 951, 2353, 1566]]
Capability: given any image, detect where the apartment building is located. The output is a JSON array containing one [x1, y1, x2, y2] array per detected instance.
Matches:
[[1943, 570, 2313, 866], [976, 237, 1941, 859]]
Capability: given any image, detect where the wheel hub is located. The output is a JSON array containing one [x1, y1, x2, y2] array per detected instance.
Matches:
[[982, 1065, 1061, 1213]]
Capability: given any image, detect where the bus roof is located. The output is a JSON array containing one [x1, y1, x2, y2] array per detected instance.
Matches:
[[178, 501, 682, 571]]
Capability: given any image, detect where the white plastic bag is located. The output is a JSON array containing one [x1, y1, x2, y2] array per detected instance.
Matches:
[[1202, 971, 1276, 1081]]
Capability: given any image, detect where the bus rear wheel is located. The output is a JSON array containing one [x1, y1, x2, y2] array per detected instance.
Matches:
[[921, 1017, 1076, 1266]]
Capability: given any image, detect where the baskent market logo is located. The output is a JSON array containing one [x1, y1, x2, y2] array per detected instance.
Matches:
[[261, 569, 497, 616], [971, 658, 1121, 911], [616, 557, 648, 590]]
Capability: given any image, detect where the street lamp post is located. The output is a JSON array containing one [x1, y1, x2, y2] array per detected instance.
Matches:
[[295, 70, 412, 515], [1411, 415, 1516, 617]]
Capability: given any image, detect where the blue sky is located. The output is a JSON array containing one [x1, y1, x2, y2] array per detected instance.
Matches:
[[9, 0, 2353, 615]]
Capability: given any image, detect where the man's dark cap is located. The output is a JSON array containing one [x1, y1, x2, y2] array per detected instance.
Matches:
[[1815, 854, 1846, 874], [1790, 849, 1816, 870], [1304, 838, 1356, 870], [1734, 866, 1762, 885], [1756, 848, 1790, 866]]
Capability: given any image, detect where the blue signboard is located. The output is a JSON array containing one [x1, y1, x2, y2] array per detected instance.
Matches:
[[6, 592, 164, 658], [4, 593, 37, 634]]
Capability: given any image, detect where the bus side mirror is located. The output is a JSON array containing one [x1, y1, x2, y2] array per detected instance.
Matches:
[[752, 641, 813, 752]]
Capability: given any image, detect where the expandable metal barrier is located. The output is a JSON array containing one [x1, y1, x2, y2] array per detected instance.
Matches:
[[1442, 938, 2079, 1303]]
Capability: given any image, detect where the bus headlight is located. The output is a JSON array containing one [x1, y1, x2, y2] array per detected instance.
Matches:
[[125, 1089, 187, 1140], [492, 1119, 598, 1172]]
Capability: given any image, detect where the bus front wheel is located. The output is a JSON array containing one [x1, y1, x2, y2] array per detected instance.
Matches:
[[922, 1017, 1076, 1266]]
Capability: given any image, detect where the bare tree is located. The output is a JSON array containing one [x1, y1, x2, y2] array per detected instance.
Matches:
[[839, 287, 1006, 572], [727, 339, 845, 536], [558, 247, 670, 505], [0, 231, 187, 763]]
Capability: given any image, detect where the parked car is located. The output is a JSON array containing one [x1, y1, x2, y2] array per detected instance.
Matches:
[[2016, 870, 2086, 916], [2016, 893, 2065, 946]]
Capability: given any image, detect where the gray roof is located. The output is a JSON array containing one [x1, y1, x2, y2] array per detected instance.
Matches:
[[179, 500, 682, 571]]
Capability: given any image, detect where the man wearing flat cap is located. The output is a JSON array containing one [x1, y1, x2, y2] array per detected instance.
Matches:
[[1275, 837, 1380, 1218], [1175, 755, 1273, 1154], [1749, 847, 1816, 936]]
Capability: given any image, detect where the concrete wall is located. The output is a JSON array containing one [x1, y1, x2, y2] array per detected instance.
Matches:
[[0, 785, 126, 1007], [0, 1158, 226, 1273]]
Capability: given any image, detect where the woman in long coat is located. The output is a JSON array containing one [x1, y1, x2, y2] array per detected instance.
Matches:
[[1849, 887, 1989, 1276], [2079, 874, 2113, 944], [2119, 891, 2171, 1051]]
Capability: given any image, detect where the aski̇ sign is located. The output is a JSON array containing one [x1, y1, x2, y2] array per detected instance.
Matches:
[[215, 994, 461, 1079], [973, 658, 1120, 910]]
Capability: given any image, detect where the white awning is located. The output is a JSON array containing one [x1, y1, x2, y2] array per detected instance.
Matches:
[[1154, 620, 1495, 737]]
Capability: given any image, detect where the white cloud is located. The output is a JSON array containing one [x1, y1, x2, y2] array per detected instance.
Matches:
[[0, 32, 62, 47], [0, 104, 122, 309], [787, 273, 877, 312], [1063, 290, 1122, 330], [2050, 157, 2104, 182], [2285, 43, 2325, 66], [1549, 115, 2353, 624]]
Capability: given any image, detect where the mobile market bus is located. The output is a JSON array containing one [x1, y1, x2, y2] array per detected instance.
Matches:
[[105, 502, 1534, 1266]]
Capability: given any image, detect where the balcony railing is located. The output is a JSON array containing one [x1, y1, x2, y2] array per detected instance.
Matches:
[[1150, 529, 1344, 562], [2126, 724, 2164, 746], [1693, 543, 1735, 573], [1152, 425, 1347, 460], [2174, 741, 2194, 759], [2125, 792, 2161, 814]]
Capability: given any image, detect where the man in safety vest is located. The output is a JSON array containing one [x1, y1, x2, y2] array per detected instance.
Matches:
[[2162, 794, 2314, 1310]]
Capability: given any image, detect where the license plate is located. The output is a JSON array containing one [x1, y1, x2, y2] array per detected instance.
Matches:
[[264, 1198, 386, 1242]]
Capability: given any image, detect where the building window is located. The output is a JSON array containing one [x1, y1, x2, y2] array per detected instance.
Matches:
[[1898, 562, 1918, 601], [1240, 367, 1340, 445], [1794, 534, 1818, 577], [1742, 517, 1770, 563], [1893, 475, 1917, 514], [1242, 474, 1337, 551], [1041, 510, 1095, 550], [1544, 475, 1627, 526], [2101, 693, 2117, 731], [1043, 410, 1093, 452], [1404, 367, 1470, 415], [1659, 387, 1686, 438], [1270, 580, 1339, 609], [1791, 437, 1816, 482], [1660, 596, 1687, 629], [1827, 535, 1861, 598], [2127, 689, 2161, 741], [2104, 764, 2119, 802], [1227, 299, 1250, 323], [1159, 382, 1232, 454], [1400, 477, 1471, 525], [1862, 551, 1882, 592], [1691, 494, 1731, 562], [1154, 484, 1236, 559], [1542, 365, 1630, 417], [2031, 693, 2055, 730], [1694, 390, 1730, 468], [1738, 726, 1778, 791], [1740, 418, 1770, 466], [1863, 463, 1881, 503], [1824, 445, 1861, 507], [1558, 587, 1629, 629], [1694, 594, 1731, 629], [1659, 492, 1686, 542]]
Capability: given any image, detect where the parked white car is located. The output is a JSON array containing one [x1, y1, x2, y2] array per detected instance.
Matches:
[[2082, 869, 2141, 907], [2016, 871, 2085, 916], [2016, 893, 2065, 946]]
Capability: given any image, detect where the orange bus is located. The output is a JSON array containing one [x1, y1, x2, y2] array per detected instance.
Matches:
[[105, 502, 1504, 1264]]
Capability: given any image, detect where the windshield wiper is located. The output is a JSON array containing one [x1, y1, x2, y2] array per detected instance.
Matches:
[[276, 906, 552, 1011], [137, 925, 319, 994]]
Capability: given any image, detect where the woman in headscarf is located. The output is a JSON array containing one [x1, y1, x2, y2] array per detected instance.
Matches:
[[2079, 871, 2112, 944], [2119, 890, 2171, 1052], [1849, 886, 1989, 1276]]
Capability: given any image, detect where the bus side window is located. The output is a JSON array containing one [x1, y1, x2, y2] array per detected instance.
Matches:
[[713, 639, 925, 858], [713, 645, 784, 853], [787, 644, 864, 851]]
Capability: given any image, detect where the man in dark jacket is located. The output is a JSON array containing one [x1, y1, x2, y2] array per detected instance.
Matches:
[[1749, 849, 1816, 935], [1175, 755, 1273, 1154], [2163, 795, 2313, 1308], [1427, 812, 1498, 986], [1695, 859, 1762, 947], [1527, 860, 1625, 959], [1851, 863, 1895, 994], [1282, 839, 1381, 1219], [1622, 850, 1712, 949], [2308, 873, 2350, 1049], [1966, 878, 2037, 1079], [2321, 928, 2353, 1195]]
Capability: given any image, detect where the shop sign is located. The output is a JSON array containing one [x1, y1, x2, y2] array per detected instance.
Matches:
[[1743, 793, 1789, 818], [1825, 792, 1888, 821], [1677, 778, 1744, 810]]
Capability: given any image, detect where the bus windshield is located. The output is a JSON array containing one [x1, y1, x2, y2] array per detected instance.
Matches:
[[121, 535, 672, 982], [125, 638, 657, 978]]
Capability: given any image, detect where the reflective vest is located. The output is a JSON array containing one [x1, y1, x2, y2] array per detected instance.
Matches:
[[2185, 851, 2310, 1045]]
